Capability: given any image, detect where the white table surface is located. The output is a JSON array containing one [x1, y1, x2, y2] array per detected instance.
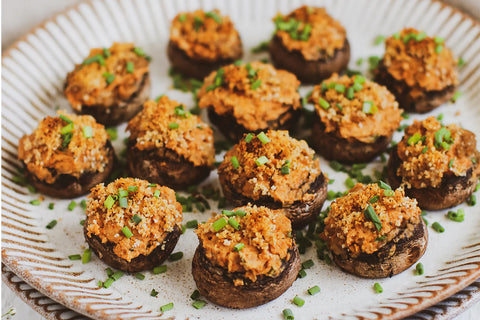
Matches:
[[1, 0, 480, 319]]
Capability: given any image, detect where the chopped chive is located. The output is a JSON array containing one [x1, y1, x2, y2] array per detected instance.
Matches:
[[352, 82, 363, 92], [131, 214, 142, 225], [234, 243, 244, 251], [111, 270, 124, 281], [104, 195, 115, 209], [281, 165, 290, 175], [83, 54, 105, 66], [434, 36, 444, 44], [151, 289, 159, 297], [334, 84, 346, 93], [374, 282, 383, 293], [80, 219, 85, 226], [345, 177, 356, 189], [414, 32, 427, 41], [228, 217, 240, 230], [67, 200, 76, 211], [318, 98, 330, 110], [244, 133, 255, 143], [230, 156, 240, 170], [48, 202, 55, 210], [59, 114, 73, 124], [160, 303, 174, 312], [126, 61, 134, 73], [103, 278, 114, 288], [213, 217, 228, 232], [46, 220, 57, 229], [153, 265, 167, 274], [135, 273, 145, 280], [421, 146, 429, 154], [82, 126, 93, 138], [432, 222, 445, 233], [169, 251, 183, 261], [335, 103, 343, 111], [205, 11, 222, 23], [82, 248, 92, 264], [447, 209, 465, 222], [451, 91, 461, 102], [133, 47, 145, 56], [283, 308, 294, 320], [255, 156, 269, 166], [61, 123, 74, 135], [377, 180, 392, 190], [301, 259, 314, 269], [458, 57, 466, 67], [374, 35, 385, 45], [369, 195, 380, 203], [364, 205, 382, 231], [122, 226, 133, 238], [80, 199, 87, 210], [178, 14, 187, 22], [154, 190, 161, 198], [118, 189, 128, 197], [298, 269, 307, 278], [103, 48, 111, 58], [106, 127, 117, 140], [148, 183, 157, 187], [257, 132, 271, 144], [435, 44, 444, 54], [448, 159, 454, 168], [383, 189, 394, 197], [30, 199, 41, 206], [68, 254, 81, 260], [407, 133, 422, 146], [106, 267, 114, 277], [251, 79, 262, 90], [128, 186, 138, 192], [118, 197, 128, 208], [192, 300, 207, 309], [103, 72, 115, 85], [415, 262, 424, 275], [222, 210, 236, 216], [392, 32, 400, 40], [375, 235, 386, 241], [190, 289, 200, 300], [308, 285, 320, 295], [292, 296, 305, 307], [468, 194, 476, 206], [346, 87, 355, 100], [186, 220, 198, 229], [168, 122, 179, 129]]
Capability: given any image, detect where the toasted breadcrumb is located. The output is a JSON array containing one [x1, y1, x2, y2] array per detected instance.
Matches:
[[170, 9, 242, 61], [274, 6, 346, 60], [127, 96, 215, 167], [396, 117, 479, 188], [86, 178, 182, 262], [218, 130, 321, 205], [309, 73, 402, 143], [195, 205, 292, 283], [65, 43, 150, 110], [321, 183, 421, 257], [382, 28, 458, 99], [18, 111, 110, 184], [197, 62, 301, 130]]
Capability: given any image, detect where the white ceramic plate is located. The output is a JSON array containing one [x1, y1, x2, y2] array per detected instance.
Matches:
[[2, 0, 480, 319]]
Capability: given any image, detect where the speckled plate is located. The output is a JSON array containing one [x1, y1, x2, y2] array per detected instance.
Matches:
[[2, 0, 480, 319]]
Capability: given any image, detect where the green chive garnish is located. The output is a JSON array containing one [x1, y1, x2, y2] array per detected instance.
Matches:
[[80, 219, 85, 226], [458, 57, 466, 67], [104, 195, 115, 209], [178, 14, 187, 22], [46, 220, 57, 229], [407, 133, 422, 146], [448, 159, 454, 168], [135, 273, 145, 280], [192, 300, 207, 309], [384, 190, 394, 197], [154, 190, 161, 198], [421, 146, 429, 154], [298, 269, 307, 278], [128, 186, 138, 192], [375, 235, 386, 241], [83, 54, 105, 66], [308, 285, 320, 295], [435, 44, 444, 54], [106, 268, 114, 277], [212, 217, 228, 232], [103, 48, 111, 58], [160, 303, 174, 312], [30, 199, 41, 206], [318, 98, 330, 110], [235, 209, 246, 217], [103, 278, 114, 288], [283, 308, 294, 320], [451, 91, 461, 102], [59, 114, 73, 124], [374, 282, 383, 293], [186, 220, 198, 228], [153, 265, 167, 274], [301, 259, 314, 269], [68, 200, 76, 211], [82, 125, 93, 138], [129, 214, 141, 225], [169, 252, 183, 261], [68, 254, 81, 260], [251, 79, 262, 90], [447, 209, 465, 222], [292, 296, 305, 307], [48, 202, 55, 210], [374, 35, 385, 45], [205, 11, 222, 23], [222, 210, 236, 216], [377, 181, 392, 190], [118, 197, 128, 208], [345, 177, 356, 189], [133, 47, 146, 56], [468, 194, 476, 206], [169, 122, 179, 129], [126, 61, 134, 73], [364, 205, 382, 231], [111, 271, 124, 281], [352, 82, 363, 92], [346, 87, 355, 100], [106, 127, 117, 140], [148, 183, 157, 187], [257, 132, 270, 144], [122, 226, 133, 238], [281, 165, 290, 175], [231, 156, 240, 169], [61, 123, 74, 135], [82, 248, 92, 264], [415, 32, 427, 41], [244, 133, 255, 143], [369, 195, 380, 203], [255, 156, 269, 166], [334, 84, 346, 93], [151, 289, 159, 297], [190, 290, 200, 300], [432, 222, 445, 232], [415, 262, 424, 275], [103, 72, 115, 85], [234, 243, 244, 251], [228, 217, 240, 230]]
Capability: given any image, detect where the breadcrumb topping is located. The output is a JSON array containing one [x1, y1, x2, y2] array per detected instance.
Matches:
[[396, 117, 479, 188], [169, 9, 242, 62], [274, 6, 346, 61], [321, 183, 421, 257], [197, 62, 301, 130], [218, 130, 321, 205], [382, 28, 458, 98], [18, 111, 110, 184], [127, 96, 215, 167], [309, 74, 402, 143], [86, 178, 182, 262], [195, 205, 293, 283], [65, 42, 150, 110]]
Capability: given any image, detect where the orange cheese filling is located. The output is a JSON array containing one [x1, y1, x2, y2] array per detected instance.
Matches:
[[18, 111, 110, 184], [86, 178, 182, 262], [382, 28, 458, 98], [195, 205, 293, 283], [127, 96, 215, 167], [197, 62, 301, 131], [64, 42, 150, 110], [218, 130, 321, 205], [274, 6, 346, 61], [321, 183, 421, 257], [169, 9, 242, 61], [396, 117, 479, 189], [309, 73, 402, 143]]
